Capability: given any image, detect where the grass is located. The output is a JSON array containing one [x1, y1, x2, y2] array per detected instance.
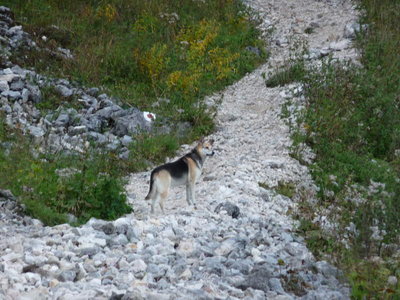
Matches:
[[276, 181, 296, 198], [6, 0, 265, 136], [0, 117, 132, 225], [265, 60, 306, 88], [0, 0, 265, 225], [126, 133, 180, 172], [37, 84, 82, 112], [268, 0, 400, 297], [258, 181, 296, 198]]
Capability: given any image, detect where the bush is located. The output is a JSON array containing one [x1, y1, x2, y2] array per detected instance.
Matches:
[[0, 117, 131, 225], [300, 58, 400, 238], [57, 170, 131, 222], [1, 0, 265, 225], [5, 0, 265, 139], [282, 0, 400, 297], [265, 60, 306, 87], [128, 133, 180, 171]]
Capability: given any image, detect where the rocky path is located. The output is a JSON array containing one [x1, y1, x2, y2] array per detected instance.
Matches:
[[1, 0, 358, 299]]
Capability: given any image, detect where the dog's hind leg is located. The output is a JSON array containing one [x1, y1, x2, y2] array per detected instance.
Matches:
[[191, 184, 197, 208], [150, 186, 162, 214], [151, 171, 170, 214], [151, 194, 159, 214], [159, 190, 168, 214], [186, 184, 192, 206]]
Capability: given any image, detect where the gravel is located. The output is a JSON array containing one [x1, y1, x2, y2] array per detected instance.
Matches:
[[0, 0, 361, 298]]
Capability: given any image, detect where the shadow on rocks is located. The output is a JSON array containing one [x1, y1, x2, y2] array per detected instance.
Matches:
[[235, 263, 273, 293], [214, 201, 240, 219]]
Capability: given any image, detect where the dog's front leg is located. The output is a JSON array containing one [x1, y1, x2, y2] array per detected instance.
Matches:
[[186, 184, 193, 206], [186, 183, 197, 208]]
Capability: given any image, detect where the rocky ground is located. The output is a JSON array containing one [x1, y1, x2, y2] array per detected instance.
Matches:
[[0, 0, 360, 299], [0, 5, 156, 158]]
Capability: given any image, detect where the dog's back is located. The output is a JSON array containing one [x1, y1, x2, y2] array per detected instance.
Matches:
[[145, 157, 189, 200], [145, 138, 214, 213]]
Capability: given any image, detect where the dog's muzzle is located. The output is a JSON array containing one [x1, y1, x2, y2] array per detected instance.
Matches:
[[207, 151, 215, 157]]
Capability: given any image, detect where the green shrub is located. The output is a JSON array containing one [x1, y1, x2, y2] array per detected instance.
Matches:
[[265, 60, 306, 87], [286, 0, 400, 297], [0, 117, 131, 225], [300, 57, 400, 236], [5, 0, 265, 140], [1, 0, 265, 226], [20, 152, 131, 225], [128, 133, 180, 171], [57, 170, 131, 222], [23, 200, 68, 226], [276, 181, 296, 198]]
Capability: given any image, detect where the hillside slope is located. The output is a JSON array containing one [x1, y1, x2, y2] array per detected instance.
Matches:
[[0, 0, 359, 298]]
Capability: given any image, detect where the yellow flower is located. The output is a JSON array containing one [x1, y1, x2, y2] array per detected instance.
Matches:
[[96, 4, 117, 22]]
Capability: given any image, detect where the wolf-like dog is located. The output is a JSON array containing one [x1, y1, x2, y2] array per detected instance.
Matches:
[[145, 138, 214, 213]]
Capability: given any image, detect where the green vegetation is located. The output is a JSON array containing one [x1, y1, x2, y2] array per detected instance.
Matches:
[[275, 181, 296, 198], [258, 181, 296, 198], [0, 0, 264, 225], [258, 181, 270, 190], [6, 0, 265, 138], [37, 85, 82, 112], [0, 116, 132, 225], [265, 60, 306, 88], [268, 0, 400, 297], [127, 133, 180, 171]]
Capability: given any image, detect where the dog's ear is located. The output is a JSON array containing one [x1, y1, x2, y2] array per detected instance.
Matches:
[[198, 137, 205, 144]]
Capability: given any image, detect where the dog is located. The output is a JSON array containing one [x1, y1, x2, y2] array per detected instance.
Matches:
[[145, 138, 214, 213]]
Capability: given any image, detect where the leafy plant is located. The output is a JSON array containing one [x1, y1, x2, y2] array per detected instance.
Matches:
[[0, 115, 131, 225], [128, 133, 179, 171], [1, 0, 265, 226], [5, 0, 265, 141], [276, 181, 296, 198], [265, 60, 306, 87], [284, 0, 400, 297]]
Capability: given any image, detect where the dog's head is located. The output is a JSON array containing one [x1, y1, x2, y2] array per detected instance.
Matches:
[[197, 138, 215, 157]]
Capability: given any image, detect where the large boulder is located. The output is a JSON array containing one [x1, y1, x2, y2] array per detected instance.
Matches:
[[111, 108, 151, 137]]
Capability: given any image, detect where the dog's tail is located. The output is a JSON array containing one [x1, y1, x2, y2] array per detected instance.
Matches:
[[145, 172, 156, 200]]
